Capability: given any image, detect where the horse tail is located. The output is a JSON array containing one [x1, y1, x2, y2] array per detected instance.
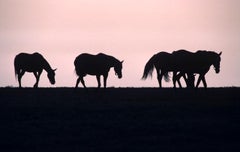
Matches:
[[74, 56, 82, 76], [74, 58, 78, 75], [14, 55, 19, 79], [163, 72, 171, 82], [142, 54, 157, 80]]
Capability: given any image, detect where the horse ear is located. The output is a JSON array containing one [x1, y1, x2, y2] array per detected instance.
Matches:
[[219, 52, 222, 56], [53, 68, 57, 71], [121, 60, 124, 64]]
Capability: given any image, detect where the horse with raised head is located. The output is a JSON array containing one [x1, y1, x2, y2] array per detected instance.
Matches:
[[14, 52, 56, 88], [172, 49, 222, 88], [141, 51, 193, 88], [74, 53, 123, 88]]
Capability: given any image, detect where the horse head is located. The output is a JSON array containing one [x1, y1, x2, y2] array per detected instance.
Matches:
[[213, 52, 222, 74], [114, 61, 123, 79], [47, 68, 57, 84]]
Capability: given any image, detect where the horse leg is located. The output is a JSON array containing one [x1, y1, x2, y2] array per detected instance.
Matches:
[[18, 70, 25, 88], [183, 73, 190, 88], [103, 73, 108, 88], [187, 73, 195, 88], [35, 71, 42, 88], [96, 75, 101, 88], [33, 70, 42, 88], [201, 75, 207, 88], [80, 77, 86, 88], [33, 72, 38, 88], [76, 76, 86, 88], [75, 77, 81, 88], [157, 72, 163, 88], [174, 72, 183, 88], [172, 71, 177, 88], [177, 73, 183, 88], [196, 75, 203, 88]]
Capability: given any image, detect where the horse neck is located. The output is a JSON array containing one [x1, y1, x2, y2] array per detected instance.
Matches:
[[205, 52, 217, 66], [195, 52, 214, 66], [107, 56, 120, 67], [42, 58, 53, 73]]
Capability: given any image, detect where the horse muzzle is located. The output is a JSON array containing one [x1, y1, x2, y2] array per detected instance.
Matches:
[[50, 80, 56, 85], [215, 68, 220, 74], [116, 73, 122, 79]]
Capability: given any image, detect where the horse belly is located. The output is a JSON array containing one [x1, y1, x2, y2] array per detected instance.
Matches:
[[74, 55, 110, 76], [85, 68, 107, 75], [76, 65, 104, 76]]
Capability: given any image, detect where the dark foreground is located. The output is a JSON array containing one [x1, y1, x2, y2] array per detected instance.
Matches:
[[0, 87, 240, 152]]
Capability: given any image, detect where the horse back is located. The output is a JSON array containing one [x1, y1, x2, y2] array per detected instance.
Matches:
[[14, 52, 45, 72], [74, 53, 112, 75], [154, 52, 175, 70], [172, 50, 214, 73]]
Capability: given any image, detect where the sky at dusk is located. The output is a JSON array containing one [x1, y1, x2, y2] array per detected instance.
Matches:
[[0, 0, 240, 88]]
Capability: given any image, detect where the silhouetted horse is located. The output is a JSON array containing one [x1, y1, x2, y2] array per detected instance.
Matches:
[[172, 49, 222, 88], [14, 52, 56, 88], [74, 53, 123, 88], [141, 51, 193, 88]]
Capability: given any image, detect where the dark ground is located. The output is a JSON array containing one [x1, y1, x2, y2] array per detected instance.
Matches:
[[0, 87, 240, 152]]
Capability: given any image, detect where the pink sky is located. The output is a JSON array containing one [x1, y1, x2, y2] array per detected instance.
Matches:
[[0, 0, 240, 87]]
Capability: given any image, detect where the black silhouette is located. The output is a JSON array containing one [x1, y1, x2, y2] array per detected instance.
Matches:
[[186, 73, 196, 88], [14, 52, 56, 88], [172, 49, 222, 88], [142, 50, 221, 88], [141, 51, 192, 88], [74, 53, 123, 88]]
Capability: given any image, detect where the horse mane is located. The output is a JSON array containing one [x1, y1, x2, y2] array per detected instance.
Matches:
[[196, 50, 216, 54], [97, 53, 121, 64], [34, 52, 53, 72], [195, 50, 219, 60]]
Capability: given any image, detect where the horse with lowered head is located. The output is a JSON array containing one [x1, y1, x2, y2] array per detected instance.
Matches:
[[14, 52, 56, 88], [74, 53, 123, 88]]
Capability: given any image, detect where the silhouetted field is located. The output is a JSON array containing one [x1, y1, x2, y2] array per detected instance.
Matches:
[[0, 87, 239, 152]]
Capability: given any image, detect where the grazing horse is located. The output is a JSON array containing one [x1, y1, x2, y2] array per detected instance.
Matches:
[[141, 51, 193, 88], [172, 49, 222, 88], [74, 53, 123, 88], [14, 52, 56, 88]]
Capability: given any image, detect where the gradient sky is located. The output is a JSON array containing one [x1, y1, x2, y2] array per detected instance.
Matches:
[[0, 0, 240, 88]]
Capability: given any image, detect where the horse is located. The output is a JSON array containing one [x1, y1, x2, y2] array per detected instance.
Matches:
[[141, 51, 193, 88], [74, 53, 123, 88], [14, 52, 57, 88], [171, 49, 222, 88]]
